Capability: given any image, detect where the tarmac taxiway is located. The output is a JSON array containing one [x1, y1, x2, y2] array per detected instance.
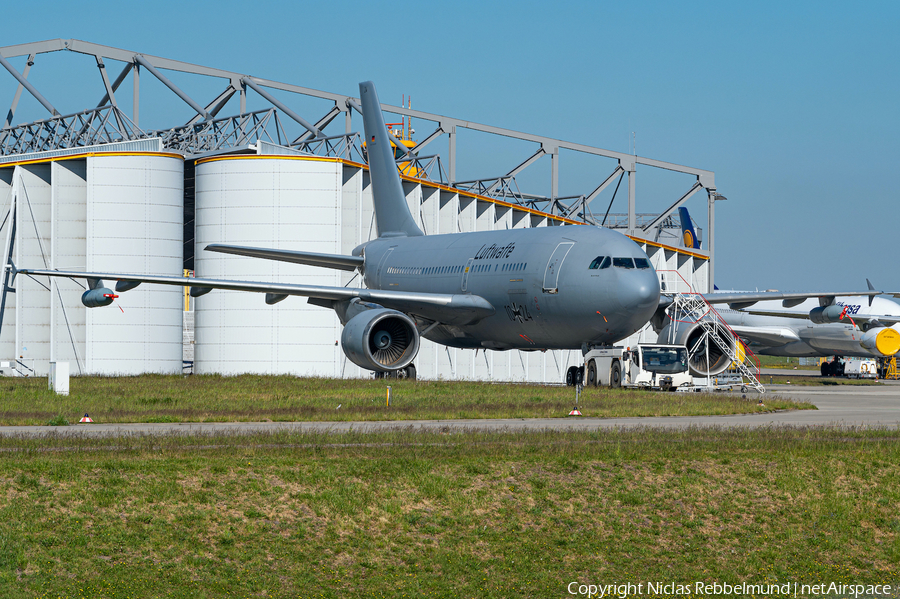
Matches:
[[1, 380, 898, 438]]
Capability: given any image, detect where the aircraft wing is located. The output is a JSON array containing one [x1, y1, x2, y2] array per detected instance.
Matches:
[[727, 325, 801, 347], [700, 290, 900, 310], [15, 268, 495, 326], [204, 244, 364, 271], [735, 308, 900, 326]]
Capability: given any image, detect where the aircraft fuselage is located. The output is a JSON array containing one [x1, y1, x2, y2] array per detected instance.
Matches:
[[360, 225, 660, 350]]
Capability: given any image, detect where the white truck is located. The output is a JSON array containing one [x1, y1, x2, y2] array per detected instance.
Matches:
[[566, 344, 693, 391], [843, 357, 878, 379]]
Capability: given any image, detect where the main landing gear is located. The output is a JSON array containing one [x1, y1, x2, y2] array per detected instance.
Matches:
[[820, 357, 844, 377], [374, 364, 417, 380], [565, 365, 584, 386]]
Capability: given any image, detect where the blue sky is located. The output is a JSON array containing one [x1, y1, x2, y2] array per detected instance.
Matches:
[[2, 0, 898, 291]]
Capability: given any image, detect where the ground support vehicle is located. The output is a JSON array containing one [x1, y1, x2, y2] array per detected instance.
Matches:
[[676, 369, 749, 393], [567, 344, 693, 390], [843, 357, 878, 379]]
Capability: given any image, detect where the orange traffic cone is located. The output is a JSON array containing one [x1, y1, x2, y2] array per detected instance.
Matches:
[[79, 414, 93, 423], [568, 407, 582, 416]]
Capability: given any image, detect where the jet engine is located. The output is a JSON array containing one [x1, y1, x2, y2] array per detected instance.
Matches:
[[658, 320, 738, 376], [809, 305, 845, 324], [860, 326, 900, 357], [341, 308, 420, 372]]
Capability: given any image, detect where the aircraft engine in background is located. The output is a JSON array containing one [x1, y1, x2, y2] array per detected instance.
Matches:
[[658, 320, 737, 376], [859, 327, 900, 357], [340, 307, 420, 372], [809, 305, 845, 324]]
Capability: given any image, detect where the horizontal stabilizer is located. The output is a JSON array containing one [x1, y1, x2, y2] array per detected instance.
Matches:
[[205, 244, 363, 271]]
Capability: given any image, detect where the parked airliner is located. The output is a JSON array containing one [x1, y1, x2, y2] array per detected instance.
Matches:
[[15, 82, 660, 377], [14, 82, 894, 380], [674, 210, 900, 363]]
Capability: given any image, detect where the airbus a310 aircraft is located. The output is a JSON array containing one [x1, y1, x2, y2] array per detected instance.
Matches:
[[13, 82, 895, 381], [15, 81, 662, 378]]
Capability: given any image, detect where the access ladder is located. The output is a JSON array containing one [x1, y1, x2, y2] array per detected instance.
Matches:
[[666, 292, 766, 394]]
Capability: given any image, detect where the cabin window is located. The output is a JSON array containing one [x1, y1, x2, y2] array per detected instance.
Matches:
[[613, 257, 635, 269]]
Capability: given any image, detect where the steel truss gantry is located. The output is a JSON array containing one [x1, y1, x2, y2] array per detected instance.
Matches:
[[0, 39, 722, 288]]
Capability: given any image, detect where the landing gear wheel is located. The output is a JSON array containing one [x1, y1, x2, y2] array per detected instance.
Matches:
[[587, 359, 598, 387], [576, 366, 585, 385], [404, 364, 417, 380], [566, 366, 578, 387], [609, 361, 621, 388], [374, 371, 386, 379]]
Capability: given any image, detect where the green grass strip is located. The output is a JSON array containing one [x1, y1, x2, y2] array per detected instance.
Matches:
[[0, 427, 897, 597], [0, 375, 811, 425]]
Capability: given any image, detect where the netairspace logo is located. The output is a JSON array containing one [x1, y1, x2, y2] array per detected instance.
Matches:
[[566, 581, 894, 598]]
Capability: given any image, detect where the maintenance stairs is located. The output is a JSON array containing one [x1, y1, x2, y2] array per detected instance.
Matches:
[[660, 276, 765, 393], [883, 357, 900, 380]]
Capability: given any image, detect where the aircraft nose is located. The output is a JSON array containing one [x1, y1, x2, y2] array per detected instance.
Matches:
[[617, 271, 660, 317]]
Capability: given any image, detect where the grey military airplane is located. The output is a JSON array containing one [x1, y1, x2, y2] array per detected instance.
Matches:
[[12, 81, 895, 382], [14, 81, 661, 378]]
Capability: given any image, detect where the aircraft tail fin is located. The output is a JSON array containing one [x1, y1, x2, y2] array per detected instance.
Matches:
[[678, 207, 701, 249], [359, 81, 424, 238]]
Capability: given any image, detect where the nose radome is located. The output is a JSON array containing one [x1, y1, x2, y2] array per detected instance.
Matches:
[[617, 272, 660, 316]]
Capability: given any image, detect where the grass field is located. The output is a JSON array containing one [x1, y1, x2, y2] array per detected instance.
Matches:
[[0, 427, 898, 598], [0, 375, 811, 426], [758, 356, 819, 370]]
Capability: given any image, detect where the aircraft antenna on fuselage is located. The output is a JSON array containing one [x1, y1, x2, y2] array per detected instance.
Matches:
[[359, 81, 424, 239]]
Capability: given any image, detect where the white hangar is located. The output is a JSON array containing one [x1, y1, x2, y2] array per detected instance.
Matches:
[[0, 40, 715, 381]]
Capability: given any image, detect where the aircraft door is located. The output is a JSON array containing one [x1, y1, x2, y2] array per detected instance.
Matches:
[[542, 242, 574, 294], [461, 258, 475, 292], [375, 248, 394, 288]]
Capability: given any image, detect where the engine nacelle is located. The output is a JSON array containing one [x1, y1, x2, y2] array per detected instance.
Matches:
[[341, 308, 420, 372], [809, 305, 845, 324], [860, 327, 900, 357], [81, 288, 118, 308], [658, 320, 738, 376]]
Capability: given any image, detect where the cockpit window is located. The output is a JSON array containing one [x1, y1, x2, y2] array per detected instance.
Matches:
[[613, 257, 635, 269], [589, 256, 606, 269], [588, 256, 610, 270], [633, 258, 651, 269]]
